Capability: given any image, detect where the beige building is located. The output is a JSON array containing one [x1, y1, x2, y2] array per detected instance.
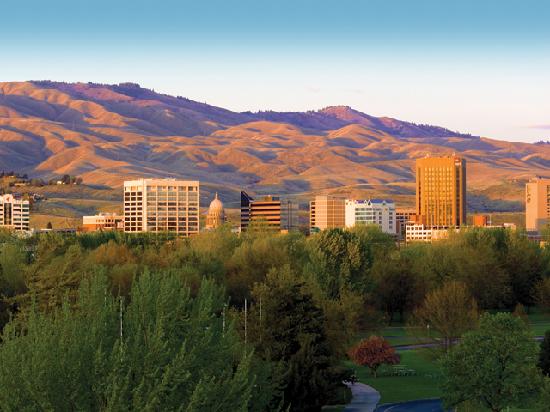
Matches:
[[526, 177, 550, 233], [309, 195, 345, 233], [416, 155, 466, 228], [0, 194, 30, 231], [82, 213, 124, 232], [205, 193, 225, 230], [124, 178, 199, 235]]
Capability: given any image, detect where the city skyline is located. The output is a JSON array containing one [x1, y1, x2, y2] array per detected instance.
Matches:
[[1, 0, 549, 142]]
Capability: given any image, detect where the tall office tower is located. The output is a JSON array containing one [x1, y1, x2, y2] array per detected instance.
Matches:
[[344, 199, 396, 234], [240, 191, 296, 232], [240, 191, 253, 231], [309, 195, 345, 233], [415, 155, 466, 228], [525, 177, 550, 233], [0, 194, 30, 231], [123, 178, 199, 235]]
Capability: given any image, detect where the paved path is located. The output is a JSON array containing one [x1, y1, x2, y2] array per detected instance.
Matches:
[[394, 335, 544, 351], [343, 382, 380, 412], [374, 399, 445, 411]]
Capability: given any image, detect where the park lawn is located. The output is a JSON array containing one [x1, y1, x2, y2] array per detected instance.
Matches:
[[350, 350, 538, 411], [371, 309, 550, 348], [356, 323, 438, 347], [348, 349, 442, 404], [527, 309, 550, 336]]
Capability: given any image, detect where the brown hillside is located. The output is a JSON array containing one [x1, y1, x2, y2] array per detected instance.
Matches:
[[1, 81, 548, 211]]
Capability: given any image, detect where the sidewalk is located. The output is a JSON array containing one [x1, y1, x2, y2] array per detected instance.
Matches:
[[343, 382, 381, 412]]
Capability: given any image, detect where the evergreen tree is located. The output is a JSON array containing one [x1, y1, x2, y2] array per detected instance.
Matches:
[[540, 330, 550, 376], [249, 265, 341, 411]]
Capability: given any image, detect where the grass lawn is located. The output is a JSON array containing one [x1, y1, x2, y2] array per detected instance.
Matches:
[[350, 350, 537, 411], [370, 310, 550, 349], [348, 311, 550, 410], [348, 349, 442, 404], [527, 310, 550, 336]]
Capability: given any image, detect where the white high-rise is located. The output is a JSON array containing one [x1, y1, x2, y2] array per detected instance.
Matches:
[[345, 199, 396, 234], [123, 178, 199, 235], [0, 194, 30, 231]]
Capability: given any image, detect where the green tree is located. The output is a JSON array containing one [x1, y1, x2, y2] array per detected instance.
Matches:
[[249, 265, 340, 411], [540, 330, 550, 376], [535, 277, 550, 310], [0, 241, 28, 328], [442, 312, 542, 412], [412, 281, 478, 352], [501, 231, 545, 309], [372, 251, 425, 323], [307, 227, 382, 298], [0, 271, 269, 411]]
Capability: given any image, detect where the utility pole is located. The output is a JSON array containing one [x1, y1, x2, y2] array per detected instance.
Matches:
[[119, 296, 124, 339], [222, 304, 226, 336], [259, 296, 262, 343]]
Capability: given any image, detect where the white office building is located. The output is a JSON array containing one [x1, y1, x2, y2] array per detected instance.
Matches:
[[124, 178, 199, 235], [0, 194, 30, 231], [345, 199, 396, 234]]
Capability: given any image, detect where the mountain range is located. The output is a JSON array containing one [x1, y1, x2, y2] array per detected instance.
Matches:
[[1, 80, 548, 209]]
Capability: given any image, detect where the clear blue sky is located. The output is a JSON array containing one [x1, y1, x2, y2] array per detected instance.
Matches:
[[1, 0, 549, 142]]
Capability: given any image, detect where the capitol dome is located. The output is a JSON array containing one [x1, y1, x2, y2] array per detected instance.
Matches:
[[209, 193, 224, 213], [205, 193, 225, 229]]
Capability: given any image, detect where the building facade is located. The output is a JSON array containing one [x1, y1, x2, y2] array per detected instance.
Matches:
[[396, 209, 416, 239], [82, 213, 124, 232], [0, 194, 30, 231], [344, 199, 396, 234], [416, 155, 466, 228], [123, 178, 199, 235], [309, 195, 345, 233], [472, 214, 489, 227], [405, 222, 456, 243], [205, 193, 225, 230], [526, 177, 550, 233], [240, 191, 296, 232]]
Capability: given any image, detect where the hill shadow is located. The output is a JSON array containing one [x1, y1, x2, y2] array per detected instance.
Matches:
[[467, 193, 523, 212]]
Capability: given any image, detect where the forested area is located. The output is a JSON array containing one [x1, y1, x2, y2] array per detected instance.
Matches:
[[1, 225, 550, 410]]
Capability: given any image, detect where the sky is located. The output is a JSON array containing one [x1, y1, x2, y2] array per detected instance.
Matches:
[[1, 0, 549, 142]]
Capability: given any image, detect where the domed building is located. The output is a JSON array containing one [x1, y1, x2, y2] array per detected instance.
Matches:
[[205, 193, 225, 230]]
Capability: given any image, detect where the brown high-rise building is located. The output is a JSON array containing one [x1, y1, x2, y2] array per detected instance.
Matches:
[[525, 177, 550, 233], [240, 191, 296, 232], [415, 155, 466, 228], [309, 195, 345, 233]]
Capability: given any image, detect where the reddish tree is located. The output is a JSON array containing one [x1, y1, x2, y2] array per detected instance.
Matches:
[[348, 336, 400, 377]]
